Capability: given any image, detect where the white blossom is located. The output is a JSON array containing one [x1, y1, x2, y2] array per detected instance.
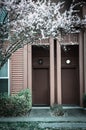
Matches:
[[0, 0, 86, 67]]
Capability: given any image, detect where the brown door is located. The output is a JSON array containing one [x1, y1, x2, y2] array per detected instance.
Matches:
[[61, 45, 79, 105], [62, 68, 79, 105], [32, 68, 50, 106]]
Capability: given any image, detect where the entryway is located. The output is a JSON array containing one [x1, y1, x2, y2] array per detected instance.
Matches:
[[32, 45, 50, 106], [61, 45, 80, 105]]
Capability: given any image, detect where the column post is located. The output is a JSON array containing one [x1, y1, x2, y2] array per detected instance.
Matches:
[[79, 32, 84, 106], [84, 29, 86, 93], [50, 37, 55, 105], [83, 6, 86, 94], [56, 40, 62, 104], [28, 45, 32, 92]]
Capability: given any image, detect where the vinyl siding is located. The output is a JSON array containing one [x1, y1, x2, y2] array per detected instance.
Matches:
[[10, 48, 24, 94]]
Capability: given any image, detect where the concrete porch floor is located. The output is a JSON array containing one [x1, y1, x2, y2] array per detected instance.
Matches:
[[29, 106, 86, 120], [0, 107, 86, 129], [0, 106, 85, 121]]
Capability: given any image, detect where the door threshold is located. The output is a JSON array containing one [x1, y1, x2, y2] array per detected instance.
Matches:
[[63, 106, 82, 109], [32, 107, 50, 109]]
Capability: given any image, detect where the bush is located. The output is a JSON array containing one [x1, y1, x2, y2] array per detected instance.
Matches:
[[83, 94, 86, 107], [0, 89, 32, 117], [50, 104, 64, 116]]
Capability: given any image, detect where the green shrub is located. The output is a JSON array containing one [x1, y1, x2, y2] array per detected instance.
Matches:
[[50, 104, 64, 116], [83, 94, 86, 101], [83, 94, 86, 107], [0, 89, 32, 117]]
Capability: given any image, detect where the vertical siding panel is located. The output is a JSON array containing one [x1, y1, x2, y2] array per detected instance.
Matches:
[[10, 48, 24, 94]]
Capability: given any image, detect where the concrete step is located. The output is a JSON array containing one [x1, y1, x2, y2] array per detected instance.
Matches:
[[0, 116, 86, 122], [39, 122, 86, 129]]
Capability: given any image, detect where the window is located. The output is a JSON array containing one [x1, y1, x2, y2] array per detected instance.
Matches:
[[0, 5, 9, 94], [0, 61, 8, 77], [0, 6, 8, 40], [0, 60, 9, 94]]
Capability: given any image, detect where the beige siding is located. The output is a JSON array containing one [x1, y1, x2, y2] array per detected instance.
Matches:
[[10, 48, 24, 94]]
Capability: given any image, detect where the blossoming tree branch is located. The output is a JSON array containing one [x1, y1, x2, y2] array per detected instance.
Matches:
[[0, 0, 86, 67]]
